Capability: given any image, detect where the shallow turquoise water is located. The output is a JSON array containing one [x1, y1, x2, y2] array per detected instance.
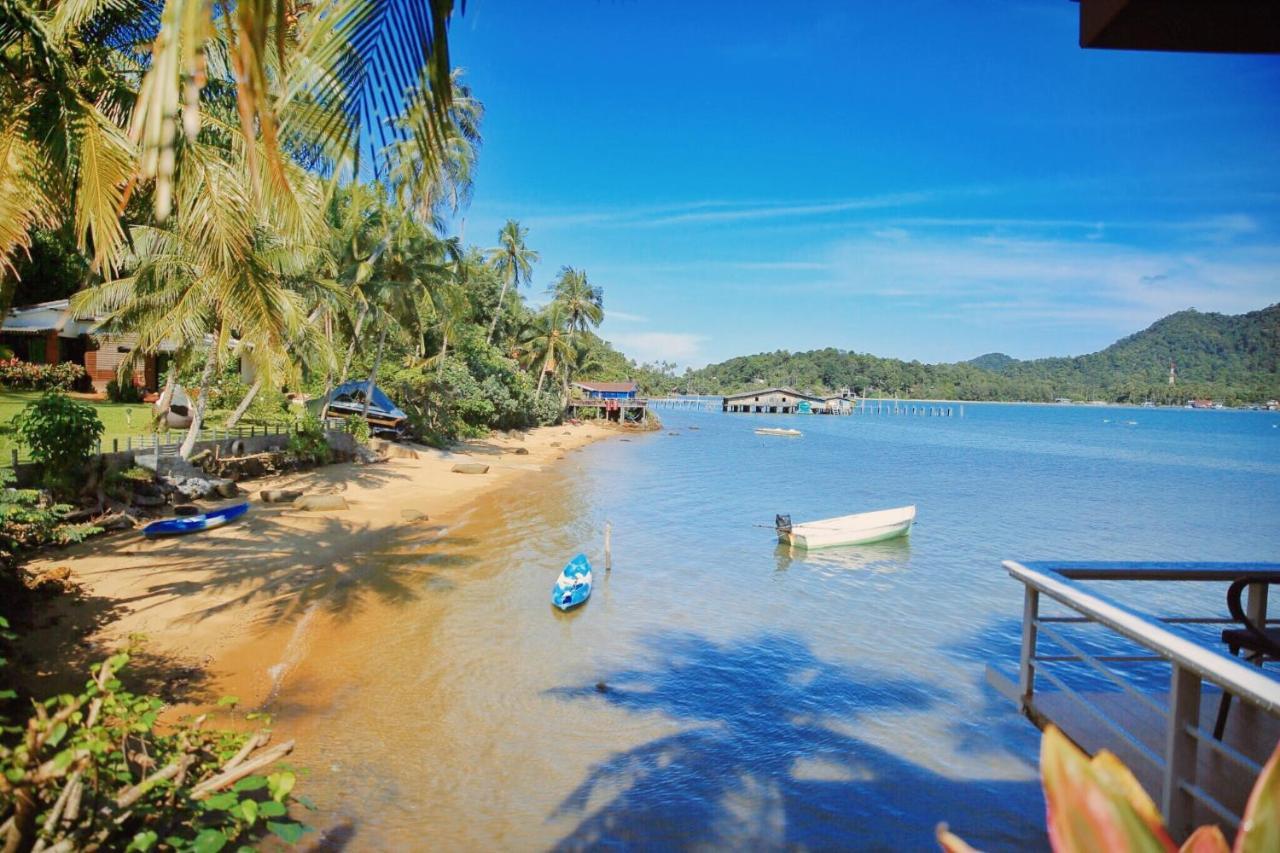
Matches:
[[293, 403, 1280, 851]]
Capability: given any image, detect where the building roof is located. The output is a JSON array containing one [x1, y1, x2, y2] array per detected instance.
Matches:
[[722, 387, 826, 403], [1, 300, 97, 337], [573, 380, 638, 393]]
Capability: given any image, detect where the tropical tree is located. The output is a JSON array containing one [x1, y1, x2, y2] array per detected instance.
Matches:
[[551, 266, 604, 340], [486, 219, 539, 344], [0, 0, 147, 312], [519, 303, 576, 395]]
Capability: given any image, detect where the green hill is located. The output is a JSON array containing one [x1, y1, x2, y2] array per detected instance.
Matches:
[[683, 304, 1280, 405]]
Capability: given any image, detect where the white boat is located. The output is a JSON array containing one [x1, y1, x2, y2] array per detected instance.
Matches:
[[756, 427, 802, 437], [776, 505, 916, 549]]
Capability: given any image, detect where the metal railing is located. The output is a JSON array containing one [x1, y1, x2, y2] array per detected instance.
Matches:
[[1000, 560, 1280, 838]]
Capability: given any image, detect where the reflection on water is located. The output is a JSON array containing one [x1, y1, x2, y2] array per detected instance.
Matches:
[[774, 537, 913, 575], [257, 404, 1280, 851]]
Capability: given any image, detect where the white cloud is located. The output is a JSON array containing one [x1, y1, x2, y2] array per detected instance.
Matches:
[[605, 309, 649, 323], [810, 232, 1280, 331], [607, 331, 706, 364]]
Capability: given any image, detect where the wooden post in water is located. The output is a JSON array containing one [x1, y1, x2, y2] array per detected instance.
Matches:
[[604, 521, 613, 571]]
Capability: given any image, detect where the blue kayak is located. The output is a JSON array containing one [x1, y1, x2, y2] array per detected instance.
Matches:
[[142, 502, 249, 538], [552, 554, 593, 611]]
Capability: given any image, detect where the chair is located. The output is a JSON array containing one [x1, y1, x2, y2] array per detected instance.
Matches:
[[1212, 578, 1280, 740]]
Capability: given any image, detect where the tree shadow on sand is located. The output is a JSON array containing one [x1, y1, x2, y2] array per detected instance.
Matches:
[[547, 632, 1046, 852]]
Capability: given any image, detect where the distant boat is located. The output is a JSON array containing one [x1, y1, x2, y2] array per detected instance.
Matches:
[[143, 502, 248, 538], [756, 428, 802, 437], [776, 505, 916, 550], [552, 554, 593, 611]]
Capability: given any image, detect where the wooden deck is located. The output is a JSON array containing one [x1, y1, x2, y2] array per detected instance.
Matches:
[[989, 666, 1279, 831]]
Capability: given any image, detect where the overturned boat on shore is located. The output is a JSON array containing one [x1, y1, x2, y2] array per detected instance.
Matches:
[[311, 381, 409, 436], [776, 505, 916, 549]]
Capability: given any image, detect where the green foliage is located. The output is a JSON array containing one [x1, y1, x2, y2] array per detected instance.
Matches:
[[0, 654, 310, 851], [686, 304, 1280, 404], [531, 391, 564, 427], [13, 393, 104, 491], [107, 377, 145, 403], [0, 359, 88, 392], [344, 414, 372, 446], [286, 415, 331, 465], [0, 470, 100, 574]]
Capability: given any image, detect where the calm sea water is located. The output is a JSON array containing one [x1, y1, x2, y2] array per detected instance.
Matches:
[[275, 403, 1280, 851]]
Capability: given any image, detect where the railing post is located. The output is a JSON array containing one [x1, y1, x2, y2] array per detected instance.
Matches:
[[1019, 586, 1039, 708], [1246, 582, 1269, 633], [1163, 663, 1200, 840]]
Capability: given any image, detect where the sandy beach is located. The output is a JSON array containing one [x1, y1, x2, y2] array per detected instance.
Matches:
[[16, 422, 618, 706]]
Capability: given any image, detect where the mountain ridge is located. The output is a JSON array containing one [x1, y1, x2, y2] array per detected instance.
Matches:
[[682, 304, 1279, 404]]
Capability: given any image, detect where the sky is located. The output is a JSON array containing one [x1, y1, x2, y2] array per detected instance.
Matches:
[[446, 1, 1280, 368]]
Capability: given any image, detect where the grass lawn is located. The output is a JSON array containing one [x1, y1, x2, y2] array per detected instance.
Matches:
[[0, 390, 209, 464]]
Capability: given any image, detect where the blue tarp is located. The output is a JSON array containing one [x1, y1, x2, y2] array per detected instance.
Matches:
[[321, 381, 408, 420]]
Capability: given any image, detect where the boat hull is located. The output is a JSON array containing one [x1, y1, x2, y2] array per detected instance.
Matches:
[[552, 553, 593, 610], [755, 428, 802, 437], [143, 502, 249, 537], [779, 505, 916, 550]]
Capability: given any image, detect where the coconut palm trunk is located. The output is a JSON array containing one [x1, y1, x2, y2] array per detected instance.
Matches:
[[153, 366, 177, 428], [224, 377, 262, 428], [361, 324, 388, 419], [179, 337, 219, 459], [321, 305, 368, 421], [486, 277, 511, 344]]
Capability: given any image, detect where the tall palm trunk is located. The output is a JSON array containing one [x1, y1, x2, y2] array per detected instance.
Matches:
[[321, 305, 367, 420], [224, 377, 262, 428], [179, 335, 219, 459], [486, 275, 511, 344], [361, 325, 388, 419], [437, 331, 449, 378], [536, 351, 552, 394], [153, 366, 177, 428]]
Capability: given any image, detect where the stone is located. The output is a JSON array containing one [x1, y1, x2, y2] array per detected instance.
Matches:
[[512, 447, 530, 455], [550, 442, 561, 447], [214, 481, 239, 498], [296, 495, 349, 512], [260, 489, 303, 504], [400, 508, 428, 522], [451, 463, 489, 475], [369, 439, 419, 459], [130, 494, 166, 508]]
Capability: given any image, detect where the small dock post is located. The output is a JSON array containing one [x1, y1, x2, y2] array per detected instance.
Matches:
[[604, 521, 612, 571]]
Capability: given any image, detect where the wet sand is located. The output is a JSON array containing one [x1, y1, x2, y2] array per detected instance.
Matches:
[[17, 422, 617, 704]]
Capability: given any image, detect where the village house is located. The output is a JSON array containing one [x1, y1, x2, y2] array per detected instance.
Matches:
[[0, 299, 251, 393], [722, 387, 826, 414]]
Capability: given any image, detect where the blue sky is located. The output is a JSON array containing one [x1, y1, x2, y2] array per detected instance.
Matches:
[[447, 1, 1280, 368]]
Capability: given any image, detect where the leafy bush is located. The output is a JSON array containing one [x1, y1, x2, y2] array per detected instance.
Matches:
[[937, 724, 1280, 852], [344, 414, 372, 446], [12, 393, 104, 491], [286, 415, 331, 465], [0, 359, 87, 391], [532, 391, 564, 426], [107, 376, 145, 403], [0, 470, 100, 573], [0, 652, 312, 851]]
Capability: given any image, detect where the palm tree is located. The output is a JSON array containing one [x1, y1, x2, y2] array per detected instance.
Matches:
[[0, 0, 147, 310], [519, 303, 576, 396], [127, 0, 459, 226], [551, 266, 604, 340], [486, 220, 539, 344]]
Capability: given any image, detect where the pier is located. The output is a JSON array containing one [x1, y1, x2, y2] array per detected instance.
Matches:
[[717, 387, 961, 417]]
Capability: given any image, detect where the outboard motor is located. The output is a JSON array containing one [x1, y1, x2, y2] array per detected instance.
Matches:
[[775, 514, 793, 535]]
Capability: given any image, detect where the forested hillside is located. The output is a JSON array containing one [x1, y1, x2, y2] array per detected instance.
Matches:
[[683, 305, 1280, 404]]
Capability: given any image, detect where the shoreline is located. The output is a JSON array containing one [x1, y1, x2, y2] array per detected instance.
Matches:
[[14, 421, 621, 705]]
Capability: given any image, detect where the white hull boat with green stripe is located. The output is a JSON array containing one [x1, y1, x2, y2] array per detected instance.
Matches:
[[776, 505, 916, 549]]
